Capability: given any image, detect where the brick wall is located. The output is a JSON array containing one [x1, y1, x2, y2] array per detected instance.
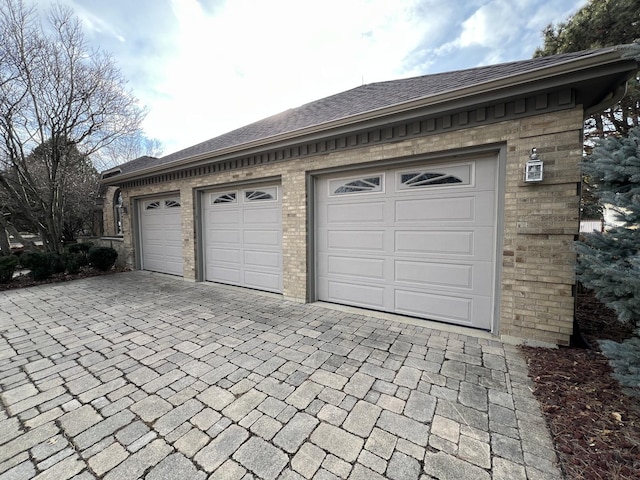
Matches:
[[112, 107, 584, 345]]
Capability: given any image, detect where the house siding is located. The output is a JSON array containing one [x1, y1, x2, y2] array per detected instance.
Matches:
[[110, 106, 583, 346]]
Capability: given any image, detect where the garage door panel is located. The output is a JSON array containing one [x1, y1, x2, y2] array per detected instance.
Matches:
[[326, 255, 385, 279], [209, 265, 241, 284], [395, 197, 475, 222], [209, 209, 240, 224], [163, 230, 182, 242], [327, 281, 385, 307], [395, 191, 495, 225], [395, 260, 472, 289], [396, 292, 492, 329], [163, 244, 182, 258], [394, 260, 493, 295], [209, 247, 241, 263], [244, 250, 279, 268], [327, 202, 385, 223], [395, 290, 472, 323], [164, 259, 183, 275], [395, 230, 474, 256], [204, 185, 282, 293], [143, 215, 164, 225], [244, 270, 281, 291], [210, 229, 241, 244], [394, 227, 494, 259], [327, 230, 385, 251], [243, 230, 280, 246], [143, 245, 163, 256], [243, 207, 279, 223], [143, 257, 165, 272]]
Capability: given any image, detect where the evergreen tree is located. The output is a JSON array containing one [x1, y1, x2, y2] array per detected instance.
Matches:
[[534, 0, 640, 220], [575, 126, 640, 324], [534, 0, 640, 136]]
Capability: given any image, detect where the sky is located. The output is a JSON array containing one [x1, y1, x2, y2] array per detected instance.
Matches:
[[29, 0, 588, 157]]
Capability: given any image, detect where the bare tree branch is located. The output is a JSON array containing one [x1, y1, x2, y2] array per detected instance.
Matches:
[[0, 0, 147, 252]]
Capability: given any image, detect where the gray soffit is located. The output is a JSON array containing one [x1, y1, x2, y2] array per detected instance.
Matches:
[[103, 44, 640, 183]]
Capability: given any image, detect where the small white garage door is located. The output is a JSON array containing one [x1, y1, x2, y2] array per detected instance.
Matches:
[[203, 185, 282, 293], [316, 156, 497, 329], [139, 197, 183, 276]]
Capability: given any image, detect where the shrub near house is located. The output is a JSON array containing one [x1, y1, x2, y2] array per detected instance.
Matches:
[[0, 245, 118, 285], [0, 256, 18, 283], [88, 247, 119, 272]]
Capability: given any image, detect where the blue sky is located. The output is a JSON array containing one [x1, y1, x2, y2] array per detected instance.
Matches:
[[30, 0, 587, 156]]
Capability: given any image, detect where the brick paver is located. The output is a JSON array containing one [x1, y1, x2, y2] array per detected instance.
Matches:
[[0, 272, 563, 479]]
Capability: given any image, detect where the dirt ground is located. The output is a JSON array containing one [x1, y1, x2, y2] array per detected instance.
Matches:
[[522, 292, 640, 480]]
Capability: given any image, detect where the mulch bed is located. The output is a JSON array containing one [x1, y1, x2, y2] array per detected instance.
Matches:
[[521, 292, 640, 480]]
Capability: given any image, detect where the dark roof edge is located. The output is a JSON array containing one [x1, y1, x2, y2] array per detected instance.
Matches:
[[103, 45, 640, 185]]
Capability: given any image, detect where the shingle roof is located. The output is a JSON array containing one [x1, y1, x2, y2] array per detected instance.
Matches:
[[114, 46, 629, 176]]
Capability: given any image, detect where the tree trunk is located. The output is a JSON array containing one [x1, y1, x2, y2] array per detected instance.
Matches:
[[0, 215, 12, 256]]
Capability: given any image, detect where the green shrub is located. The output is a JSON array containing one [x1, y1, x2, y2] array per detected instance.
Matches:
[[67, 242, 93, 254], [0, 255, 18, 283], [66, 243, 92, 266], [88, 246, 118, 271], [24, 252, 51, 280], [64, 252, 83, 274], [19, 251, 38, 270], [47, 253, 65, 274]]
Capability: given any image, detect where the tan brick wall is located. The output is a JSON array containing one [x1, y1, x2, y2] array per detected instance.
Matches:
[[116, 106, 584, 345]]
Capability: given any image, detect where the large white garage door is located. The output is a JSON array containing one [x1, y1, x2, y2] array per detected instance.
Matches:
[[316, 156, 497, 329], [139, 197, 183, 276], [203, 185, 282, 293]]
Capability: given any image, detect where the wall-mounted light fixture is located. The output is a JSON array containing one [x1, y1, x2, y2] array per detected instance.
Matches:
[[524, 148, 544, 182]]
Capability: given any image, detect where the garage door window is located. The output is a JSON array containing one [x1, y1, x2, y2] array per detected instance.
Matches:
[[165, 199, 180, 208], [397, 164, 471, 190], [212, 192, 237, 205], [330, 175, 383, 195], [145, 201, 160, 210], [245, 187, 277, 202]]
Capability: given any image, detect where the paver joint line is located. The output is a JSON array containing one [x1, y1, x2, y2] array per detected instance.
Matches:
[[0, 272, 563, 480]]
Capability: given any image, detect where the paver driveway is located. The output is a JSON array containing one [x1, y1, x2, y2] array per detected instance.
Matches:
[[0, 272, 562, 480]]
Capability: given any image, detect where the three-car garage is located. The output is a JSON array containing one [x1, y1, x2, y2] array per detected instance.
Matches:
[[136, 156, 498, 331]]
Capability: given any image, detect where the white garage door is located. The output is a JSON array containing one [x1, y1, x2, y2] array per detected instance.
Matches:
[[316, 156, 497, 329], [203, 185, 282, 293], [139, 197, 183, 276]]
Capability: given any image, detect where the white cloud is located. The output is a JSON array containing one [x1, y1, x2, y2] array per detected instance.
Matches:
[[414, 0, 587, 71], [141, 0, 428, 152], [21, 0, 591, 157]]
